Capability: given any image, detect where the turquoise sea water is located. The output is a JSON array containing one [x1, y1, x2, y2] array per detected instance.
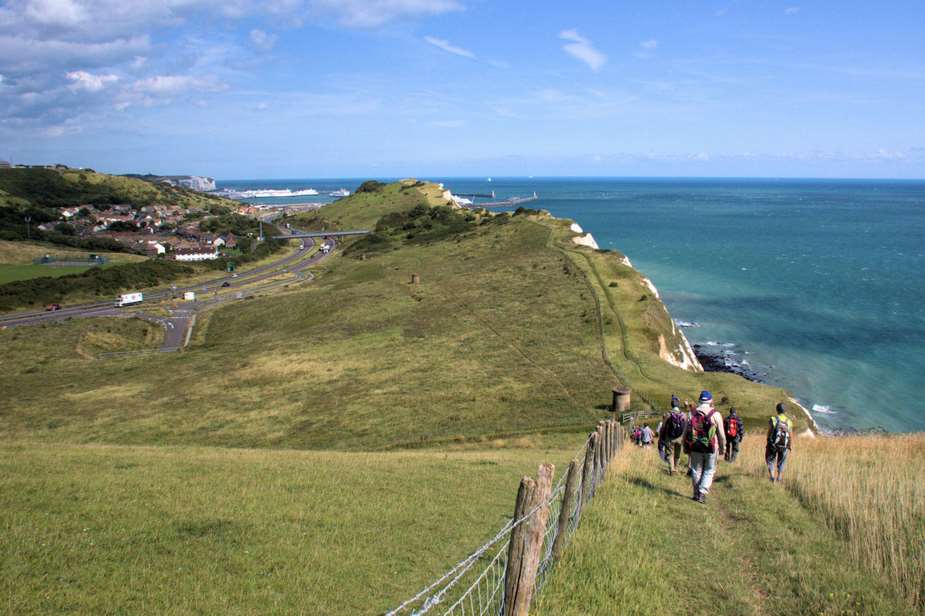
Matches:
[[220, 178, 925, 432]]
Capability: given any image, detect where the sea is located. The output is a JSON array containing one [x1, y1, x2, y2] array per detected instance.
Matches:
[[217, 177, 925, 433]]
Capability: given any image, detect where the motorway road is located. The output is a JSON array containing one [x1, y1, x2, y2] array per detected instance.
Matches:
[[0, 232, 337, 352]]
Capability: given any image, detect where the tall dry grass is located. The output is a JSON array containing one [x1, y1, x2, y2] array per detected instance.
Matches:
[[744, 433, 925, 610]]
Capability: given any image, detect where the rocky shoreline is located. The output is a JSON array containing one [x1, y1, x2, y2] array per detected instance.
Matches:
[[692, 343, 767, 383]]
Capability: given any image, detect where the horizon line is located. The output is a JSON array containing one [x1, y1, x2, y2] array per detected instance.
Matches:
[[214, 174, 925, 182]]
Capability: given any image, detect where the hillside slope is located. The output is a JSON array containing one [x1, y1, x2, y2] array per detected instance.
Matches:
[[0, 167, 234, 210], [0, 181, 800, 449]]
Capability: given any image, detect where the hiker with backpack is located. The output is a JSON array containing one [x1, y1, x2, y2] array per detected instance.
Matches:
[[683, 390, 726, 504], [766, 402, 794, 482], [724, 408, 745, 462], [658, 395, 688, 475], [640, 424, 654, 448]]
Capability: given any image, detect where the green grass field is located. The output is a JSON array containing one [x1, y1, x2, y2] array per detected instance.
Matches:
[[533, 444, 910, 616], [0, 443, 580, 615], [0, 264, 97, 284]]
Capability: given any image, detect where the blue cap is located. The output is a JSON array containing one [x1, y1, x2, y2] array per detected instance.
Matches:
[[699, 390, 713, 402], [670, 395, 680, 407]]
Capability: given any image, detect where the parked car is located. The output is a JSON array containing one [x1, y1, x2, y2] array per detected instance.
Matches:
[[45, 303, 61, 312]]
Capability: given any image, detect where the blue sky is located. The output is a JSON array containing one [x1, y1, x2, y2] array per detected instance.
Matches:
[[1, 0, 923, 179]]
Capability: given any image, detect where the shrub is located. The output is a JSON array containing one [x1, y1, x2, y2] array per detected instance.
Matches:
[[0, 260, 193, 311], [356, 180, 386, 193]]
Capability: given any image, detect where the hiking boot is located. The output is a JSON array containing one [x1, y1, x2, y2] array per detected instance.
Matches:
[[697, 493, 707, 504]]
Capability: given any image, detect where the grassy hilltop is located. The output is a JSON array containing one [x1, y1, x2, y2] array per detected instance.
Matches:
[[0, 166, 233, 211], [1, 179, 918, 614]]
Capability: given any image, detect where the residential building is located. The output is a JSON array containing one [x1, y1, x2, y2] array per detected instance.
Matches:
[[174, 247, 218, 262]]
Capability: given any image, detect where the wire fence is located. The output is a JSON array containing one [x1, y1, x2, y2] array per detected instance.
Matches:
[[386, 419, 624, 616]]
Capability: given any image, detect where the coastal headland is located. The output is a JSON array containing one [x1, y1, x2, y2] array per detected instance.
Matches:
[[1, 178, 918, 614]]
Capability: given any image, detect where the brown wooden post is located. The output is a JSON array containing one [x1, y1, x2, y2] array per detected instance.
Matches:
[[607, 421, 615, 461], [612, 387, 632, 413], [410, 273, 420, 284], [502, 463, 554, 616], [594, 422, 605, 485], [576, 432, 597, 521], [503, 476, 535, 616], [551, 458, 580, 560]]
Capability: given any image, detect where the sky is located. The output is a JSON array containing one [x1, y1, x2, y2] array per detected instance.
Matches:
[[1, 0, 924, 179]]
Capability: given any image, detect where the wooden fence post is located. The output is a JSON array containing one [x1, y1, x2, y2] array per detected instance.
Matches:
[[551, 459, 580, 561], [502, 464, 554, 616], [594, 422, 607, 486], [576, 432, 597, 522]]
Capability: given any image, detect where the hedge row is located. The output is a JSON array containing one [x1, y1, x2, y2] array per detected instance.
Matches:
[[0, 260, 193, 311]]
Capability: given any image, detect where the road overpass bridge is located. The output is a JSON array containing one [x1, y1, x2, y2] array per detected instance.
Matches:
[[272, 230, 370, 240]]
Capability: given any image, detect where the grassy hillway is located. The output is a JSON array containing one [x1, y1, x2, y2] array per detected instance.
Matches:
[[0, 178, 876, 614], [534, 442, 916, 616]]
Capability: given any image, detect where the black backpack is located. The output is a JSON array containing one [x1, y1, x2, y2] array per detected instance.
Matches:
[[768, 416, 791, 450], [665, 411, 686, 440]]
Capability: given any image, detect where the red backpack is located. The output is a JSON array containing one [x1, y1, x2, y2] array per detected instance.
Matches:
[[686, 408, 718, 453], [726, 416, 739, 438]]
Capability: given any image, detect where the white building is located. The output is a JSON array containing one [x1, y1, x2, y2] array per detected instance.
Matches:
[[174, 248, 218, 262], [147, 241, 167, 255]]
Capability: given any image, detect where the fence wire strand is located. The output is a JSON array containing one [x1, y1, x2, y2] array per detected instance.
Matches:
[[387, 426, 622, 616]]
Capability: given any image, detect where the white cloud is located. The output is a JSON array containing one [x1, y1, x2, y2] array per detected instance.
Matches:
[[313, 0, 463, 28], [432, 119, 463, 128], [24, 0, 87, 28], [249, 28, 277, 51], [423, 36, 474, 59], [635, 39, 659, 60], [66, 70, 118, 92], [133, 74, 226, 95], [0, 34, 151, 74], [559, 29, 606, 72], [785, 7, 801, 15]]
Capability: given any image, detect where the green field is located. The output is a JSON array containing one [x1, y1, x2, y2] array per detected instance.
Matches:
[[0, 263, 98, 284], [0, 443, 578, 615], [0, 180, 827, 614]]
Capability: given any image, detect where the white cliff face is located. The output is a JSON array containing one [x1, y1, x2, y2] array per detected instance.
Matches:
[[572, 233, 599, 249], [644, 275, 704, 373], [570, 222, 583, 234], [676, 330, 704, 372], [640, 276, 661, 299], [176, 176, 216, 192]]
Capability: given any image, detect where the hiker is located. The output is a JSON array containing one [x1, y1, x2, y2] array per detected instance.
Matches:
[[658, 396, 687, 475], [683, 390, 726, 504], [640, 424, 654, 448], [766, 402, 794, 482], [724, 408, 745, 462]]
